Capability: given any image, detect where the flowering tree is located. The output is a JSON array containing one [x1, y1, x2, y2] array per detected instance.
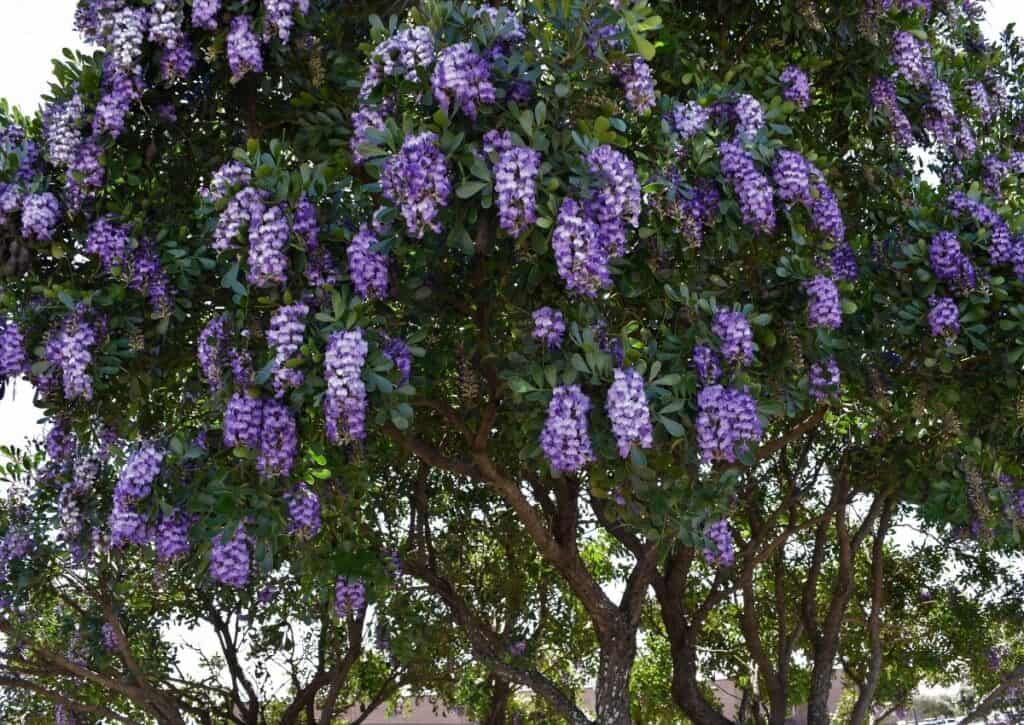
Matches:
[[2, 0, 1024, 723]]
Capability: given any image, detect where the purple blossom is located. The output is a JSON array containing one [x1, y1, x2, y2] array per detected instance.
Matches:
[[286, 483, 321, 538], [351, 106, 387, 164], [614, 56, 656, 113], [383, 336, 412, 384], [929, 231, 975, 289], [431, 43, 496, 119], [805, 276, 842, 329], [734, 95, 765, 139], [42, 95, 85, 167], [586, 145, 641, 256], [347, 224, 389, 299], [871, 78, 914, 147], [53, 312, 98, 401], [696, 385, 762, 462], [0, 319, 29, 384], [670, 101, 710, 140], [268, 303, 308, 394], [927, 295, 959, 338], [213, 186, 267, 252], [809, 174, 845, 242], [156, 509, 192, 562], [130, 239, 174, 313], [229, 348, 253, 387], [335, 577, 366, 617], [20, 193, 60, 241], [360, 26, 435, 98], [551, 197, 609, 296], [198, 316, 228, 392], [719, 141, 776, 234], [606, 367, 653, 457], [693, 345, 721, 386], [210, 525, 251, 588], [248, 204, 290, 286], [712, 309, 754, 366], [114, 443, 164, 503], [483, 130, 514, 156], [201, 161, 252, 203], [224, 393, 263, 450], [107, 7, 148, 72], [227, 16, 263, 82], [0, 185, 23, 225], [257, 399, 297, 478], [891, 30, 933, 87], [191, 0, 220, 31], [809, 358, 841, 401], [772, 150, 812, 204], [829, 242, 859, 281], [495, 146, 541, 237], [703, 519, 735, 566], [540, 385, 594, 474], [160, 35, 195, 81], [532, 307, 566, 349], [381, 132, 451, 238], [93, 66, 141, 139], [148, 0, 183, 49], [780, 66, 811, 109], [264, 0, 309, 43], [324, 329, 368, 443]]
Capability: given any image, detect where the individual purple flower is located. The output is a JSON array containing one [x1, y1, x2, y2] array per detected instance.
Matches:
[[431, 43, 496, 119], [719, 141, 776, 234], [695, 385, 762, 462], [614, 56, 656, 113], [929, 231, 974, 289], [380, 132, 452, 238], [20, 193, 60, 241], [0, 319, 29, 384], [805, 276, 842, 329], [670, 101, 710, 140], [713, 309, 754, 366], [383, 336, 412, 384], [335, 577, 366, 617], [693, 345, 721, 386], [532, 307, 566, 349], [210, 525, 251, 588], [891, 30, 933, 87], [156, 509, 192, 562], [809, 358, 841, 401], [347, 224, 389, 299], [201, 161, 252, 203], [734, 95, 764, 139], [227, 16, 263, 82], [870, 77, 914, 147], [198, 316, 228, 392], [268, 303, 308, 394], [540, 385, 594, 474], [258, 399, 297, 478], [495, 146, 541, 237], [350, 106, 387, 164], [224, 393, 263, 449], [772, 150, 812, 204], [829, 242, 859, 281], [703, 519, 735, 566], [927, 295, 959, 338], [551, 197, 609, 296], [324, 329, 368, 443], [248, 204, 290, 286], [606, 367, 653, 458], [286, 483, 321, 538], [191, 0, 220, 31], [780, 66, 811, 109]]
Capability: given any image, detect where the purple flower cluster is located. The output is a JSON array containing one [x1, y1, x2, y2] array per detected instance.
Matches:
[[586, 145, 642, 256], [929, 231, 975, 289], [51, 312, 99, 401], [335, 577, 367, 617], [773, 150, 812, 204], [693, 345, 721, 385], [110, 443, 164, 548], [213, 186, 268, 252], [381, 132, 452, 239], [198, 316, 228, 392], [257, 399, 298, 478], [829, 242, 859, 281], [210, 525, 251, 588], [383, 336, 412, 384], [0, 318, 28, 384], [20, 193, 60, 241], [809, 175, 845, 242], [948, 192, 1019, 272], [927, 296, 959, 338], [552, 198, 608, 296], [351, 106, 387, 164], [734, 95, 765, 139], [55, 704, 76, 725], [348, 224, 389, 299], [201, 161, 252, 203], [43, 95, 85, 167], [809, 358, 841, 401], [161, 39, 195, 82], [263, 0, 310, 43], [101, 622, 118, 652], [286, 483, 321, 538], [540, 385, 594, 473], [696, 385, 762, 462], [324, 329, 368, 443], [268, 302, 308, 393], [703, 519, 735, 566], [191, 0, 220, 31], [86, 216, 130, 272], [670, 101, 711, 140], [431, 43, 496, 119], [780, 66, 812, 109], [614, 56, 656, 113], [805, 276, 842, 329], [227, 16, 263, 82], [360, 26, 435, 98], [606, 368, 653, 457], [495, 146, 541, 237], [532, 307, 566, 349], [712, 309, 754, 366], [249, 204, 290, 287], [93, 64, 141, 139], [224, 393, 263, 449], [130, 238, 174, 313], [870, 78, 914, 147], [891, 30, 933, 87], [156, 509, 192, 562], [719, 141, 776, 234]]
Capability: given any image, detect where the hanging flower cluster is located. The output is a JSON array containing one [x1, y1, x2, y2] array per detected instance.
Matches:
[[929, 231, 975, 289], [540, 385, 594, 473], [494, 146, 541, 237], [431, 42, 496, 119], [335, 577, 367, 617], [532, 307, 566, 349], [198, 315, 229, 392], [381, 133, 452, 239], [712, 309, 754, 366], [805, 276, 842, 329], [606, 368, 653, 457], [928, 296, 960, 338], [46, 310, 99, 401], [719, 141, 776, 234], [809, 358, 841, 402], [155, 509, 192, 563], [0, 317, 28, 386], [780, 66, 811, 109], [692, 345, 721, 386], [383, 336, 412, 384], [703, 519, 735, 567], [347, 224, 389, 299], [695, 384, 763, 462], [109, 443, 165, 548], [210, 525, 252, 588], [613, 56, 657, 113], [324, 329, 368, 443], [267, 302, 309, 394], [286, 483, 321, 539]]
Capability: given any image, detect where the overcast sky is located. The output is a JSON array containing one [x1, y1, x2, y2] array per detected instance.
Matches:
[[0, 0, 1022, 446]]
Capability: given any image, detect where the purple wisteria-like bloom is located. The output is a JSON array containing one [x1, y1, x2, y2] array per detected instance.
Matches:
[[360, 26, 435, 98], [891, 30, 933, 87], [268, 302, 308, 394], [107, 7, 148, 72], [383, 336, 412, 384], [703, 519, 735, 566], [324, 329, 368, 443], [191, 0, 220, 31], [258, 399, 297, 478], [666, 180, 720, 247], [347, 224, 389, 299], [948, 192, 1017, 271], [829, 242, 859, 281], [210, 525, 251, 588], [719, 141, 776, 234], [227, 16, 263, 82], [692, 345, 721, 386], [929, 231, 975, 289], [495, 146, 541, 237], [224, 393, 263, 450], [52, 312, 98, 401], [248, 204, 290, 286], [713, 309, 754, 366], [201, 161, 252, 203], [286, 483, 321, 539], [148, 0, 183, 49], [805, 276, 842, 329], [21, 193, 60, 241], [115, 443, 164, 502], [540, 385, 594, 474], [335, 577, 366, 617], [780, 66, 811, 109], [213, 186, 267, 252], [198, 315, 228, 392], [614, 56, 656, 113], [809, 174, 845, 243], [381, 132, 452, 238], [773, 150, 812, 204], [156, 509, 192, 562], [606, 368, 653, 458], [670, 101, 710, 140], [350, 106, 387, 164], [93, 65, 141, 139], [532, 307, 566, 349], [130, 238, 174, 313], [161, 36, 195, 81], [809, 358, 841, 401], [586, 144, 642, 256], [0, 318, 28, 384], [871, 78, 914, 147], [431, 42, 496, 119], [101, 622, 118, 652], [264, 0, 310, 43], [928, 295, 959, 338], [43, 95, 85, 167], [552, 197, 609, 296], [696, 385, 762, 462], [734, 95, 765, 139]]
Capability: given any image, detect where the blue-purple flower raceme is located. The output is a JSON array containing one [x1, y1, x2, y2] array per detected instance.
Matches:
[[606, 367, 653, 457], [712, 309, 754, 366], [805, 276, 842, 329], [227, 16, 263, 82], [381, 133, 451, 238], [210, 525, 251, 588], [692, 345, 721, 386], [780, 66, 811, 109], [809, 358, 841, 402], [268, 302, 308, 394], [347, 224, 389, 299], [696, 385, 762, 462], [719, 141, 776, 234], [287, 483, 321, 538], [540, 385, 594, 474], [494, 146, 541, 237], [324, 329, 368, 443], [703, 519, 735, 566], [929, 231, 975, 290], [532, 307, 566, 349], [431, 42, 496, 119], [928, 295, 959, 338]]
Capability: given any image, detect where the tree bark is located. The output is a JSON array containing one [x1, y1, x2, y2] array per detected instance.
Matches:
[[484, 678, 513, 725], [595, 625, 637, 725]]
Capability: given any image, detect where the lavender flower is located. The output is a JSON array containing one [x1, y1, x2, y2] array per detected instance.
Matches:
[[191, 0, 220, 31], [805, 276, 842, 329], [586, 144, 641, 256], [809, 175, 845, 242], [0, 319, 29, 384], [891, 30, 933, 87], [360, 26, 435, 98], [324, 329, 368, 443], [257, 399, 297, 478], [20, 193, 60, 241], [495, 146, 541, 237], [198, 316, 228, 392], [248, 204, 290, 286], [383, 336, 412, 384], [871, 78, 914, 147], [148, 1, 183, 49], [268, 303, 308, 394], [829, 242, 859, 281], [540, 385, 594, 473], [670, 101, 710, 140], [929, 231, 974, 289], [350, 106, 387, 164], [780, 66, 811, 109], [614, 56, 656, 113], [734, 95, 765, 139], [224, 393, 263, 450], [156, 509, 192, 562], [606, 368, 653, 457], [532, 307, 566, 349], [114, 443, 164, 502], [335, 577, 366, 617], [227, 16, 263, 82], [693, 345, 721, 386], [42, 95, 85, 167], [431, 43, 496, 119], [286, 483, 321, 538], [719, 141, 776, 234], [696, 385, 762, 462], [213, 186, 267, 252], [210, 525, 251, 588], [201, 161, 252, 203], [773, 150, 812, 204], [703, 519, 735, 566], [54, 313, 98, 401], [927, 295, 959, 338], [713, 309, 754, 366], [809, 358, 841, 401], [264, 0, 309, 43], [551, 197, 609, 296], [93, 66, 141, 139], [347, 224, 389, 299], [381, 132, 451, 238]]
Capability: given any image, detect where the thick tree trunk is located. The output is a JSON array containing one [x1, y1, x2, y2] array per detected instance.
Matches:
[[670, 628, 733, 725], [484, 678, 512, 725], [805, 657, 837, 725], [595, 628, 636, 725]]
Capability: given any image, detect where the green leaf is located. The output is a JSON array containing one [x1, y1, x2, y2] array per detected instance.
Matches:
[[456, 181, 487, 199]]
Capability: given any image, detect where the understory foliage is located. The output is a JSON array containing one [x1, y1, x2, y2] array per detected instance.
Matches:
[[0, 0, 1024, 723]]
